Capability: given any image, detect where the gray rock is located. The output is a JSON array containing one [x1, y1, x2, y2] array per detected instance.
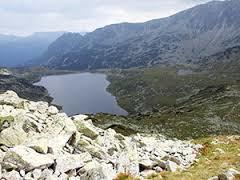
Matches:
[[19, 169, 25, 177], [169, 156, 181, 165], [32, 169, 42, 179], [2, 170, 22, 180], [0, 91, 24, 108], [48, 106, 59, 115], [2, 146, 54, 171], [55, 152, 92, 173], [153, 166, 163, 173], [226, 168, 240, 177], [139, 158, 156, 169], [80, 161, 115, 180], [40, 169, 54, 179], [0, 127, 28, 147], [73, 115, 99, 139], [24, 172, 33, 180], [165, 160, 178, 172]]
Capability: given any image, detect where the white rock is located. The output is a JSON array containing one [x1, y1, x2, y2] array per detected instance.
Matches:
[[0, 91, 24, 108], [55, 152, 92, 173], [80, 161, 115, 180], [36, 101, 49, 114], [2, 146, 54, 171], [32, 169, 42, 179], [19, 169, 26, 177], [165, 160, 178, 172], [2, 170, 22, 180], [139, 158, 156, 169], [169, 156, 181, 165], [69, 176, 80, 180], [226, 168, 240, 176], [117, 144, 139, 176], [224, 168, 240, 179], [0, 126, 28, 147], [153, 166, 163, 173], [40, 169, 54, 179], [48, 106, 59, 115], [24, 172, 35, 180], [72, 114, 88, 121], [72, 115, 99, 139]]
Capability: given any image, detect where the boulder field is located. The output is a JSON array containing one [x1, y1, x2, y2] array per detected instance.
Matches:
[[0, 91, 202, 179]]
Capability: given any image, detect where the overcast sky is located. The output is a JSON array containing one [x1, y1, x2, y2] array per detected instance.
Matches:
[[0, 0, 213, 36]]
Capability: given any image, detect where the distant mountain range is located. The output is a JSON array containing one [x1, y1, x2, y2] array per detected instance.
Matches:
[[34, 0, 240, 70], [0, 32, 65, 67]]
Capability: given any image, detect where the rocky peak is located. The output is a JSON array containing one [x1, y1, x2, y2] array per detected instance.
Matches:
[[0, 91, 202, 179]]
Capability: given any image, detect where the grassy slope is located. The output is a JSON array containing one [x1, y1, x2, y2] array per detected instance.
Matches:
[[92, 67, 240, 139], [99, 66, 240, 179], [114, 136, 240, 180], [107, 67, 239, 114], [161, 136, 240, 180]]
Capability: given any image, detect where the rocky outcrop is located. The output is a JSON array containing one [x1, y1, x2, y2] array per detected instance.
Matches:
[[0, 91, 202, 179], [0, 74, 53, 103]]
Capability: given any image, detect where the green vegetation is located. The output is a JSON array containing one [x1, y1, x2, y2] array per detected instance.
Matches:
[[107, 67, 240, 114], [114, 173, 139, 180], [113, 136, 240, 180], [91, 66, 240, 139], [161, 136, 240, 180]]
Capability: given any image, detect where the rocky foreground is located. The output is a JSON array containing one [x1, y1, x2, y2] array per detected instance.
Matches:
[[0, 91, 203, 179]]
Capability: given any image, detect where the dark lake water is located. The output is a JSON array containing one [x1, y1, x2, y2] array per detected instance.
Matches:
[[35, 73, 128, 116]]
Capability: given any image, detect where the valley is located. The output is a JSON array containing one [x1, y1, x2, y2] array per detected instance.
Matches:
[[0, 0, 240, 179]]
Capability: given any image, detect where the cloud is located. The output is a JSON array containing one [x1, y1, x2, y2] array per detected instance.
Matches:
[[0, 0, 212, 36]]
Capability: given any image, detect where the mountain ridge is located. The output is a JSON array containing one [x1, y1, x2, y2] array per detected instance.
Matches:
[[35, 0, 240, 70], [0, 32, 65, 67]]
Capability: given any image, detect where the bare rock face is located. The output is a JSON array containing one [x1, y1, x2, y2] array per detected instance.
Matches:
[[0, 91, 202, 179]]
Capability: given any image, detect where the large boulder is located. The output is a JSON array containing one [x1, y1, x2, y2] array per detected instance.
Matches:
[[72, 115, 100, 139], [80, 160, 116, 180], [2, 170, 22, 180], [55, 152, 92, 173], [0, 127, 27, 147], [2, 146, 54, 171], [0, 91, 24, 108]]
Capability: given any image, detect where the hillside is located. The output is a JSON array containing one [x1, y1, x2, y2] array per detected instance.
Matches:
[[197, 45, 240, 73], [0, 32, 64, 67], [0, 91, 201, 179], [36, 0, 240, 70], [0, 91, 239, 179], [0, 68, 53, 103]]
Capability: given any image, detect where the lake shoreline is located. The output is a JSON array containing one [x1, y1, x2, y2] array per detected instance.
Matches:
[[35, 72, 128, 116]]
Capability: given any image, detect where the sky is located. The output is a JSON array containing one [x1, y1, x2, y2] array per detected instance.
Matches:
[[0, 0, 213, 36]]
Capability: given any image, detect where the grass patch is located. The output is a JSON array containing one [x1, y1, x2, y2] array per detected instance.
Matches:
[[161, 136, 240, 180]]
